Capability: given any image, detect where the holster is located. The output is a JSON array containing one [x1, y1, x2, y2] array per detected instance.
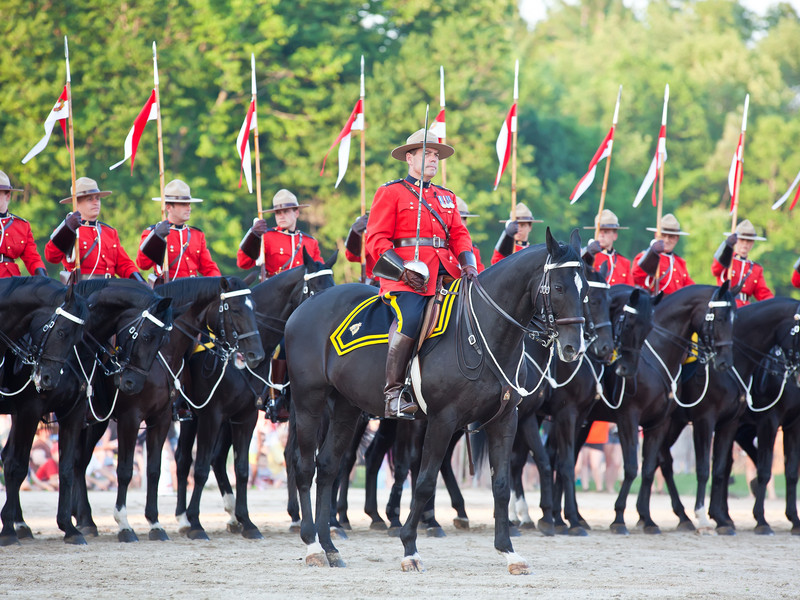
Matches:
[[139, 229, 167, 265], [239, 228, 262, 261], [50, 219, 77, 255], [494, 230, 515, 258], [713, 241, 734, 270]]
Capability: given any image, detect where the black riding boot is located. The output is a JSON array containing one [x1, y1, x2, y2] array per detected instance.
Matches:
[[265, 358, 289, 422], [384, 331, 418, 419]]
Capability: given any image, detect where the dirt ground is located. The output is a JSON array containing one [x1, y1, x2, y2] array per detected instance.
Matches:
[[2, 484, 798, 599]]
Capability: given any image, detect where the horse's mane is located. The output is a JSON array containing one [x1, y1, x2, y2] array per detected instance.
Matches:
[[157, 276, 229, 302], [0, 277, 65, 304], [78, 279, 157, 309]]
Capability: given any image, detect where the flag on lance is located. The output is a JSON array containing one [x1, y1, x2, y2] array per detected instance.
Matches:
[[727, 133, 743, 212], [21, 86, 69, 164], [430, 108, 446, 141], [236, 99, 257, 193], [633, 124, 667, 208], [109, 90, 158, 172], [570, 127, 614, 204], [320, 99, 364, 188], [772, 167, 800, 211], [493, 102, 517, 190]]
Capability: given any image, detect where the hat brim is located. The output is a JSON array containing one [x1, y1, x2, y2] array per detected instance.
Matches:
[[59, 190, 112, 204], [646, 227, 690, 236], [459, 212, 480, 218], [582, 225, 628, 230], [723, 232, 766, 241], [391, 141, 454, 161], [151, 197, 204, 203], [499, 218, 543, 223], [262, 203, 310, 214], [0, 186, 23, 193]]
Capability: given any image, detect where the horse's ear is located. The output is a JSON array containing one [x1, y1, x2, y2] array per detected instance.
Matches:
[[242, 271, 259, 286], [629, 287, 640, 306], [64, 282, 74, 302], [597, 260, 609, 280], [719, 279, 732, 296], [652, 290, 664, 306], [324, 250, 339, 270], [219, 276, 230, 292], [569, 228, 582, 256], [155, 297, 172, 313], [302, 246, 313, 268], [545, 227, 556, 255]]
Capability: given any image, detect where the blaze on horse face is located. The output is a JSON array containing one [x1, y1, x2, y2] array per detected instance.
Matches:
[[544, 228, 586, 363]]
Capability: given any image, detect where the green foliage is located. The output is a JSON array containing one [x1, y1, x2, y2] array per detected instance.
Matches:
[[0, 0, 799, 293]]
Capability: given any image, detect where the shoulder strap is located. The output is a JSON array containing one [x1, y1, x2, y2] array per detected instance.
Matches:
[[169, 228, 192, 269], [80, 224, 101, 262], [279, 231, 303, 271]]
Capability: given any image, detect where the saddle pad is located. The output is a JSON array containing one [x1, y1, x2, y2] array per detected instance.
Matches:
[[330, 279, 461, 356]]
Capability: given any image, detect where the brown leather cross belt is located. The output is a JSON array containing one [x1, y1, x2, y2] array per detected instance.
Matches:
[[393, 237, 448, 249]]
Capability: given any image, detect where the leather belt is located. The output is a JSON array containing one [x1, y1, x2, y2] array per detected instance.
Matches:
[[0, 255, 14, 263], [81, 273, 114, 280], [393, 236, 448, 250]]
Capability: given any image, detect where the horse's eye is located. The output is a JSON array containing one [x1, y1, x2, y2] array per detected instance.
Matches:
[[553, 284, 564, 293], [57, 329, 65, 339]]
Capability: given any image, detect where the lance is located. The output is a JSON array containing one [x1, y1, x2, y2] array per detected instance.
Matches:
[[510, 59, 519, 233], [655, 84, 669, 238], [359, 55, 367, 283], [728, 93, 749, 281], [249, 53, 267, 283], [64, 36, 80, 279], [438, 65, 447, 187], [594, 85, 622, 240], [152, 41, 170, 282], [405, 106, 430, 289]]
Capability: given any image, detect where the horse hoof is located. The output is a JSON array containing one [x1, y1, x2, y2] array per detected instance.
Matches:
[[330, 527, 348, 541], [676, 520, 696, 532], [0, 535, 20, 547], [118, 529, 139, 543], [509, 524, 521, 537], [15, 524, 33, 540], [754, 525, 774, 536], [568, 526, 588, 537], [643, 525, 661, 535], [519, 521, 536, 530], [148, 528, 170, 542], [537, 519, 556, 537], [241, 527, 263, 540], [400, 553, 425, 572], [426, 526, 446, 538], [369, 520, 388, 531], [326, 551, 347, 568], [609, 523, 629, 535], [64, 532, 87, 545], [78, 525, 99, 537], [508, 561, 532, 576], [339, 521, 352, 531], [792, 525, 800, 536], [227, 522, 243, 534], [509, 518, 520, 527], [289, 521, 301, 533], [716, 526, 736, 536], [306, 552, 327, 567], [554, 523, 569, 535], [387, 527, 401, 538], [187, 528, 209, 541], [578, 519, 591, 531], [453, 517, 469, 530]]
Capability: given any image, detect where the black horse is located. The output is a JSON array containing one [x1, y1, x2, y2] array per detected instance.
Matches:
[[584, 283, 735, 534], [174, 251, 337, 540], [658, 297, 800, 534], [0, 279, 172, 546], [71, 276, 265, 542], [0, 277, 88, 394], [286, 229, 586, 574]]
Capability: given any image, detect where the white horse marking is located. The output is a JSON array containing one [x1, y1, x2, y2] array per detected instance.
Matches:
[[113, 506, 131, 531], [176, 512, 190, 532]]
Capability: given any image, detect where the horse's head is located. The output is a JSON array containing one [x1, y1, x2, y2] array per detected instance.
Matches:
[[611, 287, 656, 379], [583, 261, 613, 363], [29, 283, 89, 390], [300, 247, 337, 303], [215, 277, 266, 369], [541, 227, 587, 362], [693, 281, 736, 372]]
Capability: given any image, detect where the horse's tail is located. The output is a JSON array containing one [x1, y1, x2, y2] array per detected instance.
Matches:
[[466, 424, 489, 481]]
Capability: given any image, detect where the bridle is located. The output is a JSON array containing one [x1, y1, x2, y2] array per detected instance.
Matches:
[[583, 278, 611, 352], [611, 303, 645, 368]]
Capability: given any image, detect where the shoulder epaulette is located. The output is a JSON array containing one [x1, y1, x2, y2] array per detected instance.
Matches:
[[382, 179, 403, 187], [99, 221, 115, 230], [9, 213, 27, 223], [188, 225, 204, 233], [431, 183, 455, 194]]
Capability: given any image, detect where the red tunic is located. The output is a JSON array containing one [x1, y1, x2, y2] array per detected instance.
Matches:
[[490, 241, 529, 266], [365, 179, 473, 296], [593, 249, 632, 286], [136, 225, 220, 278], [345, 245, 375, 279], [632, 251, 694, 295], [45, 221, 139, 279], [711, 256, 773, 307], [237, 227, 322, 277], [0, 213, 46, 277]]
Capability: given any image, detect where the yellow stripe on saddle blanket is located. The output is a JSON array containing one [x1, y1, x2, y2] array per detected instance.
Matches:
[[192, 330, 216, 354], [683, 331, 699, 364], [330, 278, 462, 356]]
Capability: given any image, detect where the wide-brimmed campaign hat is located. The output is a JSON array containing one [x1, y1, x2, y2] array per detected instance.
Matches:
[[499, 202, 543, 223], [0, 170, 23, 193], [151, 179, 203, 203], [456, 197, 479, 218], [59, 177, 112, 204], [391, 128, 454, 161], [724, 219, 766, 241], [262, 189, 310, 213], [583, 208, 628, 230], [646, 213, 690, 236]]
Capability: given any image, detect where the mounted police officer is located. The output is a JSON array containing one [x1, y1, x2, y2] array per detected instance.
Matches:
[[136, 179, 221, 280], [45, 177, 144, 282], [632, 213, 693, 294], [365, 128, 477, 419], [491, 203, 542, 265], [711, 219, 772, 307], [582, 209, 631, 285], [0, 170, 47, 278]]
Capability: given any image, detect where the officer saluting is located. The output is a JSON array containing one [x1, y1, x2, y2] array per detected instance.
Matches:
[[137, 179, 221, 279], [711, 219, 772, 307], [237, 189, 322, 276], [45, 177, 144, 282], [366, 128, 477, 419], [491, 203, 542, 265], [0, 170, 47, 278]]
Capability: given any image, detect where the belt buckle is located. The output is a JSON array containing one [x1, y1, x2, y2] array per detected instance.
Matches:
[[432, 235, 442, 249], [105, 272, 112, 279]]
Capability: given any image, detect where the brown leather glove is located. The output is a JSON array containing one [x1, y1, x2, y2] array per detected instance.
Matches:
[[252, 219, 268, 236], [401, 269, 427, 293], [154, 220, 171, 240], [65, 211, 81, 231]]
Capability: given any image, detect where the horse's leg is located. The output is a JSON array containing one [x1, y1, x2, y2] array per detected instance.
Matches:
[[508, 432, 529, 530], [783, 419, 800, 534], [209, 424, 238, 532], [230, 412, 262, 539], [142, 414, 173, 541], [55, 409, 89, 544], [521, 415, 555, 535], [335, 413, 368, 531], [113, 413, 142, 542], [687, 416, 714, 530], [410, 423, 446, 538], [386, 423, 413, 534], [442, 430, 470, 530], [546, 433, 567, 531], [659, 419, 693, 530], [174, 418, 198, 534], [0, 413, 39, 545], [610, 414, 639, 534], [554, 410, 586, 536], [284, 408, 301, 532], [364, 419, 397, 529], [73, 421, 108, 536], [635, 419, 671, 534], [709, 416, 740, 534], [749, 417, 779, 535], [184, 411, 223, 540]]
